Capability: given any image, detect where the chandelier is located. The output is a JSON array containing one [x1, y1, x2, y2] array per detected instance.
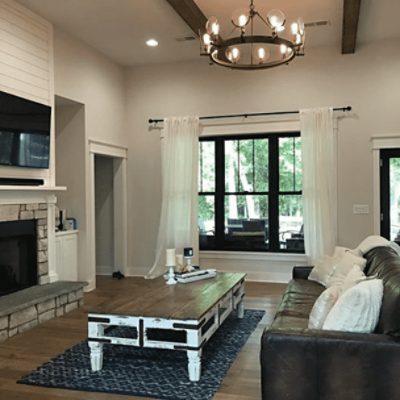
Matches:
[[200, 0, 305, 70]]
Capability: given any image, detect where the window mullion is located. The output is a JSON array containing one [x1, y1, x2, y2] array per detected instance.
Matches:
[[215, 138, 225, 248], [268, 136, 279, 251]]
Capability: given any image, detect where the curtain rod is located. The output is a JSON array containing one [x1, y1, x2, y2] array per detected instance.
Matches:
[[148, 106, 352, 124]]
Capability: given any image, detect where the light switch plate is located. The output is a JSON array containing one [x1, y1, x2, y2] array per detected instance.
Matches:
[[353, 204, 369, 214]]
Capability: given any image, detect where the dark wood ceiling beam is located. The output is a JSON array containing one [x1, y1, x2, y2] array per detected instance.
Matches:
[[165, 0, 208, 36], [342, 0, 362, 54]]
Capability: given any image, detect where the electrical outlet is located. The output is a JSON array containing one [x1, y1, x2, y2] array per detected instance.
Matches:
[[353, 204, 369, 214]]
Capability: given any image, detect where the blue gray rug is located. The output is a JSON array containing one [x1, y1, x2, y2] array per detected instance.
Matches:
[[18, 309, 264, 399]]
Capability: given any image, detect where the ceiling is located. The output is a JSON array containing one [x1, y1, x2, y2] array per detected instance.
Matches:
[[17, 0, 400, 67]]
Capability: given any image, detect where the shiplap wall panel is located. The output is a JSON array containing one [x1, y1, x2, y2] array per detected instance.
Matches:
[[0, 16, 48, 49], [1, 29, 48, 59], [2, 40, 49, 70], [0, 0, 55, 185], [0, 0, 52, 106], [0, 51, 49, 79], [0, 61, 49, 88], [0, 8, 48, 40]]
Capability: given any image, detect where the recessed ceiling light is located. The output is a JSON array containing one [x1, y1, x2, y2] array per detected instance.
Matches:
[[146, 39, 158, 47]]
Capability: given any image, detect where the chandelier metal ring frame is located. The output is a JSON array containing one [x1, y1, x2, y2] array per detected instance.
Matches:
[[200, 0, 305, 70]]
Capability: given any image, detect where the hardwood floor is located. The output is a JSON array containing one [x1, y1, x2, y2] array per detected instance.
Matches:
[[0, 276, 286, 400]]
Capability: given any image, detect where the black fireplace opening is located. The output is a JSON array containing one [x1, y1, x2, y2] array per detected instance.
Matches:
[[0, 219, 37, 297]]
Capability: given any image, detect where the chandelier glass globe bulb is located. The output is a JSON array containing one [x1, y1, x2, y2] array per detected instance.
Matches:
[[267, 9, 286, 29], [212, 22, 220, 35], [291, 22, 299, 35], [202, 33, 211, 46], [258, 47, 266, 60], [206, 16, 220, 36], [280, 44, 288, 54], [256, 47, 270, 63], [227, 47, 240, 63], [297, 18, 305, 35], [232, 8, 250, 28]]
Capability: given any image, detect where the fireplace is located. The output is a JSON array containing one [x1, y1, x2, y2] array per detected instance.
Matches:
[[0, 219, 37, 296]]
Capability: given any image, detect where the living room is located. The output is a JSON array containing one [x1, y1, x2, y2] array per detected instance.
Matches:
[[0, 0, 399, 399]]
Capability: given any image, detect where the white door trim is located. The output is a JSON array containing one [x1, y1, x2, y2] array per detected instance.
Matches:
[[371, 134, 400, 235], [88, 141, 128, 291]]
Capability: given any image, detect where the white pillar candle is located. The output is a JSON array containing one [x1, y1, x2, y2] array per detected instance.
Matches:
[[166, 248, 176, 266], [176, 254, 184, 271]]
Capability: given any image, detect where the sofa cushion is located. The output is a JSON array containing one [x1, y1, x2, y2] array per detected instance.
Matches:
[[275, 279, 324, 320], [271, 315, 309, 331], [364, 246, 400, 336]]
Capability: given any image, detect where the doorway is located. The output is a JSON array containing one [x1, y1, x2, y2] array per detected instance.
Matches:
[[89, 140, 128, 289], [95, 155, 115, 275]]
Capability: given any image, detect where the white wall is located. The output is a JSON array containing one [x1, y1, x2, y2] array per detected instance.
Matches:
[[52, 28, 127, 289], [53, 28, 126, 147], [54, 100, 87, 281], [124, 40, 400, 280], [94, 155, 114, 275]]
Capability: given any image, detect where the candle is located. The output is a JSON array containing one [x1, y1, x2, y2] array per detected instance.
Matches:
[[176, 254, 184, 271], [166, 248, 176, 266]]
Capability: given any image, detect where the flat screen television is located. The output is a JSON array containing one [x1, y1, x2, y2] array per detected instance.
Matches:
[[0, 91, 51, 169]]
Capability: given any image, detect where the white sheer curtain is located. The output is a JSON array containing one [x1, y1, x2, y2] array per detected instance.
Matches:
[[146, 116, 200, 278], [300, 107, 337, 263]]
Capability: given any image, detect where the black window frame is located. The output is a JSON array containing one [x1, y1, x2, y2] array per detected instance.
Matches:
[[380, 148, 400, 242], [199, 132, 303, 253]]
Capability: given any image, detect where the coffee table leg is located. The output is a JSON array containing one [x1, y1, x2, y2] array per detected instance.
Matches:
[[89, 341, 104, 371], [238, 297, 244, 318], [187, 350, 202, 381]]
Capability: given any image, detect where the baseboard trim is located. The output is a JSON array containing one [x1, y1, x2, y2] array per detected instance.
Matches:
[[124, 266, 148, 277], [122, 265, 291, 283], [96, 265, 114, 276]]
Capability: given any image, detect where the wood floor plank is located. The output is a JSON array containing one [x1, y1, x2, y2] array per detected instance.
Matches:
[[0, 276, 285, 399]]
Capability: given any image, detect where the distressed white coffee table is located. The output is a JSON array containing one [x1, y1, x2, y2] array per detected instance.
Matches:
[[88, 272, 246, 381]]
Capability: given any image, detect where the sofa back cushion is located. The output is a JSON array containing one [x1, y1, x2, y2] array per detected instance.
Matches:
[[364, 246, 400, 336]]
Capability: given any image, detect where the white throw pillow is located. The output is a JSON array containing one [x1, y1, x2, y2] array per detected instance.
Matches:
[[340, 265, 366, 295], [322, 279, 383, 333], [308, 286, 340, 329], [332, 246, 350, 258], [327, 252, 367, 287], [355, 235, 389, 255], [308, 256, 338, 286]]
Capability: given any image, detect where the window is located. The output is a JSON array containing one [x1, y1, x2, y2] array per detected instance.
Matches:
[[380, 149, 400, 242], [198, 133, 304, 253]]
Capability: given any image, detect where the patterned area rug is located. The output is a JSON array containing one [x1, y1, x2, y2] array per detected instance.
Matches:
[[18, 310, 264, 400]]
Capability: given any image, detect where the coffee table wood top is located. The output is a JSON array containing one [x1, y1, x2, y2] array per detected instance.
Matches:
[[90, 272, 245, 321]]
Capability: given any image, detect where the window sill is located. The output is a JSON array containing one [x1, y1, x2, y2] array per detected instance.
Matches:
[[199, 250, 308, 263]]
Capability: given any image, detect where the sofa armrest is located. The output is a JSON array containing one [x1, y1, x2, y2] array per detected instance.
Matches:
[[292, 266, 313, 279], [261, 328, 400, 400]]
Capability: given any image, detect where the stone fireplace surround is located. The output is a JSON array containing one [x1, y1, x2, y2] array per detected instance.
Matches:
[[0, 192, 86, 342], [0, 202, 50, 285]]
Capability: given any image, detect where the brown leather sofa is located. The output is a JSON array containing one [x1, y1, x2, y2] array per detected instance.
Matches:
[[260, 246, 400, 400]]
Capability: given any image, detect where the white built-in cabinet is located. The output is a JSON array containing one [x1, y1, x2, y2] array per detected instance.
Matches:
[[55, 230, 78, 281]]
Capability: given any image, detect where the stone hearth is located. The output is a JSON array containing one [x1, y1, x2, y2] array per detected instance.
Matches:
[[0, 281, 87, 342]]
